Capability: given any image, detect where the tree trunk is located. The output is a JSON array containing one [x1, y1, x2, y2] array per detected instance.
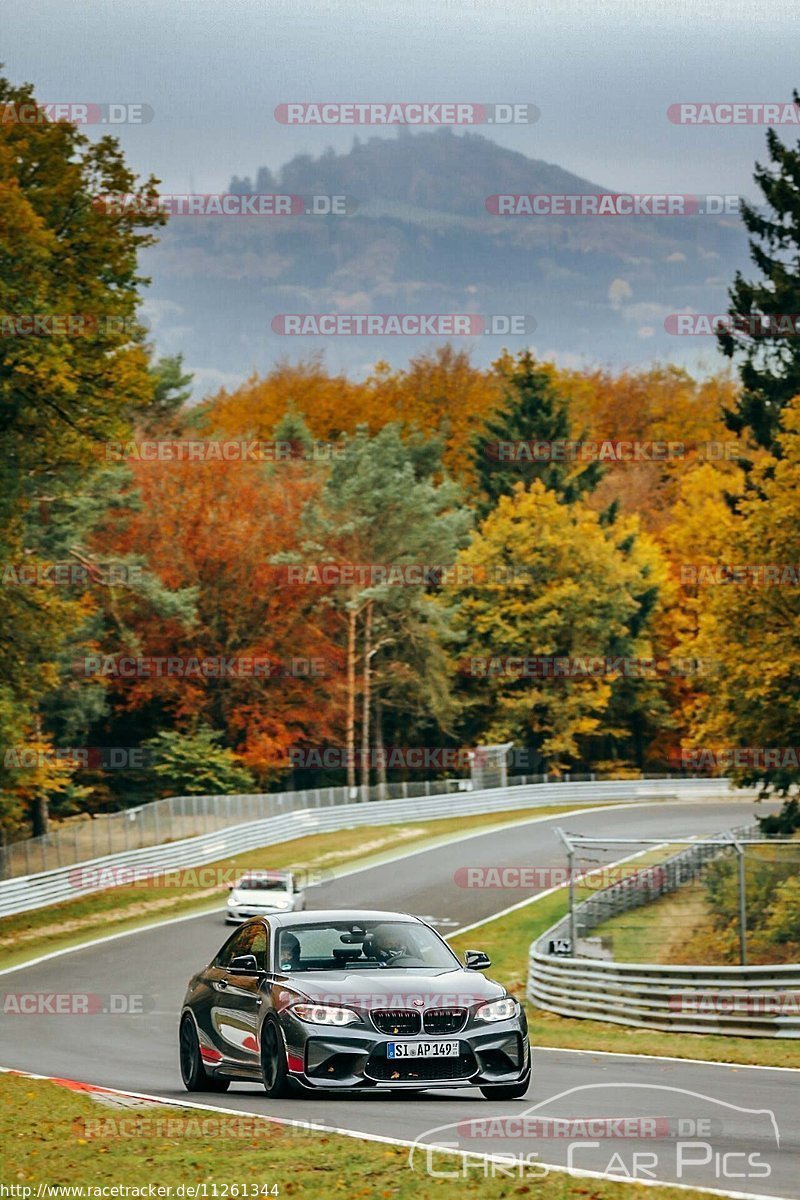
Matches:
[[360, 601, 373, 801], [31, 793, 49, 838], [346, 606, 357, 791], [375, 695, 388, 800], [31, 714, 50, 837]]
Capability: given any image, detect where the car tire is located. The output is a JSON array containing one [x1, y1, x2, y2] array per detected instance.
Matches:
[[261, 1017, 292, 1098], [179, 1016, 230, 1092]]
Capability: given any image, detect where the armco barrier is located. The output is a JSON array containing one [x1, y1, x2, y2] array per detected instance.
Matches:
[[0, 777, 736, 919], [527, 822, 800, 1038]]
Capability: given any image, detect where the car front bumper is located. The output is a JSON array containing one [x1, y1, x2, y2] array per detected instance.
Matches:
[[280, 1013, 530, 1090], [226, 905, 295, 922]]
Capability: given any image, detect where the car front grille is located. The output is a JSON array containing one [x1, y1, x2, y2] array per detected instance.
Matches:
[[371, 1009, 422, 1035], [423, 1007, 467, 1034], [366, 1048, 476, 1082]]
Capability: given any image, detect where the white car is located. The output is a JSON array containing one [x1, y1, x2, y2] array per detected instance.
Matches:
[[226, 871, 306, 923]]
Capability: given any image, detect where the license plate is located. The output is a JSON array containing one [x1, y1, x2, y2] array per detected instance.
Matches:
[[387, 1041, 459, 1059]]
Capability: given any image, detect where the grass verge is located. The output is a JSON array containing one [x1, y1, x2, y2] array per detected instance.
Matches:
[[448, 863, 800, 1070], [0, 802, 617, 971], [0, 1071, 733, 1200]]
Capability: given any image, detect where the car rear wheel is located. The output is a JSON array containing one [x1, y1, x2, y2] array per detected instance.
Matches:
[[179, 1016, 230, 1092], [261, 1018, 292, 1098]]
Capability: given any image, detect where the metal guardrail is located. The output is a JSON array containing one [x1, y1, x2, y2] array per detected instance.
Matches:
[[0, 777, 733, 919], [527, 823, 800, 1037], [0, 769, 702, 880], [0, 775, 475, 880]]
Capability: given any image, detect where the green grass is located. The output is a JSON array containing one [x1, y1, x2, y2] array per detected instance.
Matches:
[[0, 1070, 736, 1200], [587, 878, 711, 964], [0, 802, 618, 971], [448, 863, 800, 1070]]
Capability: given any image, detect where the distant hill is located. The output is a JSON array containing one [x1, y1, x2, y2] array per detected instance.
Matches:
[[140, 129, 748, 396]]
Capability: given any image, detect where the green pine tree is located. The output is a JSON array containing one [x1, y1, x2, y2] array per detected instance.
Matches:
[[718, 92, 800, 451], [472, 352, 603, 516]]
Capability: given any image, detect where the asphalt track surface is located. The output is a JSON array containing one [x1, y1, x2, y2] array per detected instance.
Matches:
[[2, 798, 797, 1198]]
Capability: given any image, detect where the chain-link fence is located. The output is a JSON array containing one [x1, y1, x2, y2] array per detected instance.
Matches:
[[0, 769, 691, 880], [549, 824, 800, 966]]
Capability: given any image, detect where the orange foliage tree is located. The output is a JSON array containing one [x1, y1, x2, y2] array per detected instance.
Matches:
[[92, 456, 345, 781]]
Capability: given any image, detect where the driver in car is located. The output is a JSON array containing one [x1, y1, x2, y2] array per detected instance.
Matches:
[[278, 932, 301, 972], [368, 924, 419, 964]]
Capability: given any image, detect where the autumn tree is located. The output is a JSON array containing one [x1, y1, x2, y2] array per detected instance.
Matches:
[[0, 74, 164, 835], [687, 395, 800, 796], [90, 452, 341, 788], [447, 480, 667, 771]]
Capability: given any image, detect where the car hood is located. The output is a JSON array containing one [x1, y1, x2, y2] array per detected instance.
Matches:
[[274, 967, 505, 1009]]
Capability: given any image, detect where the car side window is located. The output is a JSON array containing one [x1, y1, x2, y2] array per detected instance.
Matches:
[[250, 924, 268, 970], [216, 926, 256, 967]]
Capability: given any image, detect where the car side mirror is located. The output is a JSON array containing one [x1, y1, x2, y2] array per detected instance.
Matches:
[[229, 954, 259, 972], [465, 949, 491, 970]]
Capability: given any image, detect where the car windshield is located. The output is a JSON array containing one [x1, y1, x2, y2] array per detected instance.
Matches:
[[276, 920, 459, 972], [238, 877, 288, 891]]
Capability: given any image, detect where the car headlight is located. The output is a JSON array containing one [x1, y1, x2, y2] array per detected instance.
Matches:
[[227, 895, 240, 906], [271, 897, 292, 909], [291, 1004, 361, 1026], [475, 997, 519, 1023]]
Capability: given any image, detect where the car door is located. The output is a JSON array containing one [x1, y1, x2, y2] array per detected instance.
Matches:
[[209, 923, 268, 1072]]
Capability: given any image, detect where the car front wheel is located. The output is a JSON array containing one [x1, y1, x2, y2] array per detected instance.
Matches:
[[261, 1018, 292, 1098]]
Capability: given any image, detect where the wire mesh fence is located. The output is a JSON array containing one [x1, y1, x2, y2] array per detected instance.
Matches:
[[546, 825, 800, 967], [0, 769, 689, 880]]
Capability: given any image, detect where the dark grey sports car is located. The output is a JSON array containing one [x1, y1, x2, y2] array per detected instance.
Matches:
[[180, 909, 531, 1099]]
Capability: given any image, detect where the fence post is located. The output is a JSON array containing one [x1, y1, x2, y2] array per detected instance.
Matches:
[[736, 839, 747, 966]]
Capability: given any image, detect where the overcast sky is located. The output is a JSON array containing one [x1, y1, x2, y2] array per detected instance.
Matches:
[[4, 0, 799, 197]]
